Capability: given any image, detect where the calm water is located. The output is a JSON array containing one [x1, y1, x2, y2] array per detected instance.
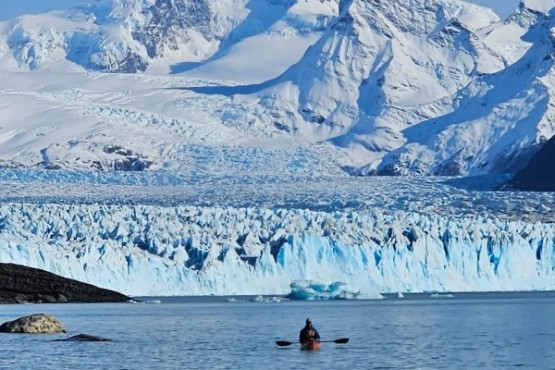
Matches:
[[1, 292, 555, 370]]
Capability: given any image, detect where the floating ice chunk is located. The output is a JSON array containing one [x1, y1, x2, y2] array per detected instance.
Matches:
[[285, 280, 383, 300], [226, 296, 287, 303], [430, 293, 455, 299], [251, 295, 287, 303], [145, 299, 162, 304], [397, 292, 405, 299]]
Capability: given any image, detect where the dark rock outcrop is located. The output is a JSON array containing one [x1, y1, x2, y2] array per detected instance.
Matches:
[[0, 313, 67, 333], [509, 135, 555, 191], [0, 263, 130, 304]]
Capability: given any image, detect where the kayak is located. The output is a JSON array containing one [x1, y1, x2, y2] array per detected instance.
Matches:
[[300, 339, 320, 350]]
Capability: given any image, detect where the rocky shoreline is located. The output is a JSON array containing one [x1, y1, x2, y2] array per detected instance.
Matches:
[[0, 263, 131, 304]]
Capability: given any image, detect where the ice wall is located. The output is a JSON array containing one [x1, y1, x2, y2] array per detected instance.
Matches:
[[0, 203, 553, 296]]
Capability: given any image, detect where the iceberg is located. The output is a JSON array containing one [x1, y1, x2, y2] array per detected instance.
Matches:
[[285, 280, 384, 300]]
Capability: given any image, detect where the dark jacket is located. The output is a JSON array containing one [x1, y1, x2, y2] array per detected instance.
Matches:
[[299, 325, 320, 343]]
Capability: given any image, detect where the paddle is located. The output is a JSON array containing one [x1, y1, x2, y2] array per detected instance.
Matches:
[[276, 337, 349, 347]]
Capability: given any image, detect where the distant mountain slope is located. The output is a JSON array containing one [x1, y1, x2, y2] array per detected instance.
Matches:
[[0, 0, 553, 177], [375, 4, 555, 175], [0, 0, 254, 73], [251, 0, 506, 168]]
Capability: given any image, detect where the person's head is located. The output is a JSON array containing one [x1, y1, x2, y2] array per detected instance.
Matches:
[[306, 318, 313, 328]]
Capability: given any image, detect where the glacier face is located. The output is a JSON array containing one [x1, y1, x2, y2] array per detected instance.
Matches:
[[0, 174, 553, 296]]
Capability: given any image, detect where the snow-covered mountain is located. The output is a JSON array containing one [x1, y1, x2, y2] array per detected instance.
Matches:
[[374, 2, 555, 175], [0, 0, 552, 176]]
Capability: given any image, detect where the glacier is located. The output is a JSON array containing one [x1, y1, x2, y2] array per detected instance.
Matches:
[[0, 172, 553, 297]]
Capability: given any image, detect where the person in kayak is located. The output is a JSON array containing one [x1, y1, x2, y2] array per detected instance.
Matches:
[[299, 318, 320, 344]]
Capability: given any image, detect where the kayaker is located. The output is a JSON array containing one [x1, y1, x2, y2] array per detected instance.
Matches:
[[299, 318, 320, 344]]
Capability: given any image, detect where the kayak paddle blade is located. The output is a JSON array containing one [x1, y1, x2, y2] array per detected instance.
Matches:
[[334, 337, 349, 344]]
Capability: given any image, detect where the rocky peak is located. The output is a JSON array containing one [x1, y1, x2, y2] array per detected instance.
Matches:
[[132, 0, 212, 58], [510, 134, 555, 191], [506, 1, 550, 28]]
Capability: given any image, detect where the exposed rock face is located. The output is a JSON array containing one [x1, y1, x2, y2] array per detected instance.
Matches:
[[0, 263, 131, 304], [0, 313, 67, 333], [510, 135, 555, 191], [135, 0, 212, 59]]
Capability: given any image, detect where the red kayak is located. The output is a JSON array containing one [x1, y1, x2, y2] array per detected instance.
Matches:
[[301, 339, 320, 350]]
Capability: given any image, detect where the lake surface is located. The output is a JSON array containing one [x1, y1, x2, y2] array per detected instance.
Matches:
[[1, 292, 554, 370]]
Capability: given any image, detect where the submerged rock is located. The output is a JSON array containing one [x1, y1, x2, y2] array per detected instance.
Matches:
[[55, 333, 112, 342], [0, 313, 67, 333]]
